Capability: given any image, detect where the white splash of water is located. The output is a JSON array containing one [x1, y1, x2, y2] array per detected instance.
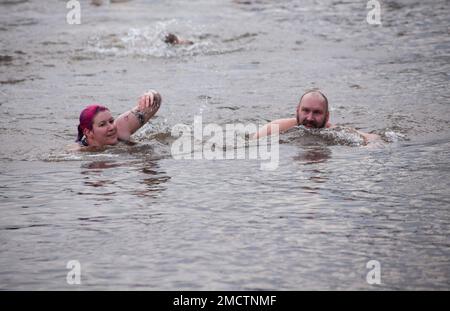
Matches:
[[383, 130, 407, 142], [87, 20, 214, 58], [86, 20, 250, 58]]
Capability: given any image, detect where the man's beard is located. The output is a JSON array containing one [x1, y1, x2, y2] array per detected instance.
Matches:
[[300, 118, 327, 129]]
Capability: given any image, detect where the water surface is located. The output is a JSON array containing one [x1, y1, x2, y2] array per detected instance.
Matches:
[[0, 0, 449, 290]]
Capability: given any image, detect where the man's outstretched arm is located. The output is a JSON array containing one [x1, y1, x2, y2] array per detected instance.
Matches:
[[253, 118, 298, 139]]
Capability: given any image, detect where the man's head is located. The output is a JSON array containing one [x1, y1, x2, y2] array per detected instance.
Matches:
[[77, 105, 118, 147], [296, 90, 329, 128]]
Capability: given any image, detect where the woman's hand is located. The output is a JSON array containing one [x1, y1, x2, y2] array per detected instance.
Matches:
[[137, 90, 161, 115], [115, 90, 162, 140]]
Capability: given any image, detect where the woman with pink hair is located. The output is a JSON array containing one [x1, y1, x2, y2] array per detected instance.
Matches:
[[71, 90, 161, 151]]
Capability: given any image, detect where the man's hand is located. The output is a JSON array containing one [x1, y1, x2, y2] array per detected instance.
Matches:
[[360, 132, 383, 146]]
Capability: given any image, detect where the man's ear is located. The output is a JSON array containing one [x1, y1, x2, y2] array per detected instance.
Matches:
[[324, 111, 330, 128], [296, 104, 301, 124]]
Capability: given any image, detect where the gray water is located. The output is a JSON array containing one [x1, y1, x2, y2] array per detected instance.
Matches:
[[0, 0, 449, 290]]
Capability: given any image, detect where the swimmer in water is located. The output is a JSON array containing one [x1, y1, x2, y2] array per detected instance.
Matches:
[[164, 33, 194, 45], [253, 89, 380, 144], [70, 90, 161, 151]]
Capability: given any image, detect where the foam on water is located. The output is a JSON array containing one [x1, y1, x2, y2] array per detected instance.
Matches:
[[381, 130, 408, 143], [282, 126, 365, 146]]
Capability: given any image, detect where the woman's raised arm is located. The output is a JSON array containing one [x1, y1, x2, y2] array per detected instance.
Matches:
[[115, 90, 162, 141]]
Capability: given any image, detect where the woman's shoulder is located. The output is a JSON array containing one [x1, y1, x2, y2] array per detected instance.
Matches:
[[65, 143, 108, 152], [66, 143, 82, 152]]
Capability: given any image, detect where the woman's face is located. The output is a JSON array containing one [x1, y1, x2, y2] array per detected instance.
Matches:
[[85, 110, 118, 146]]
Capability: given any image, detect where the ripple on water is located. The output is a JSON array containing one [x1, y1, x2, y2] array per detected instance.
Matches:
[[43, 138, 172, 163]]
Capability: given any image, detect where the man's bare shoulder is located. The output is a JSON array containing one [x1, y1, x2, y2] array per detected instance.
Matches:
[[254, 118, 298, 139]]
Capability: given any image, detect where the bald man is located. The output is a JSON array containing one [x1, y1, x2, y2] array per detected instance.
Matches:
[[254, 90, 380, 144]]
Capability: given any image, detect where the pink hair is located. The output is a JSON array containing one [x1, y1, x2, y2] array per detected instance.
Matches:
[[76, 104, 108, 142]]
